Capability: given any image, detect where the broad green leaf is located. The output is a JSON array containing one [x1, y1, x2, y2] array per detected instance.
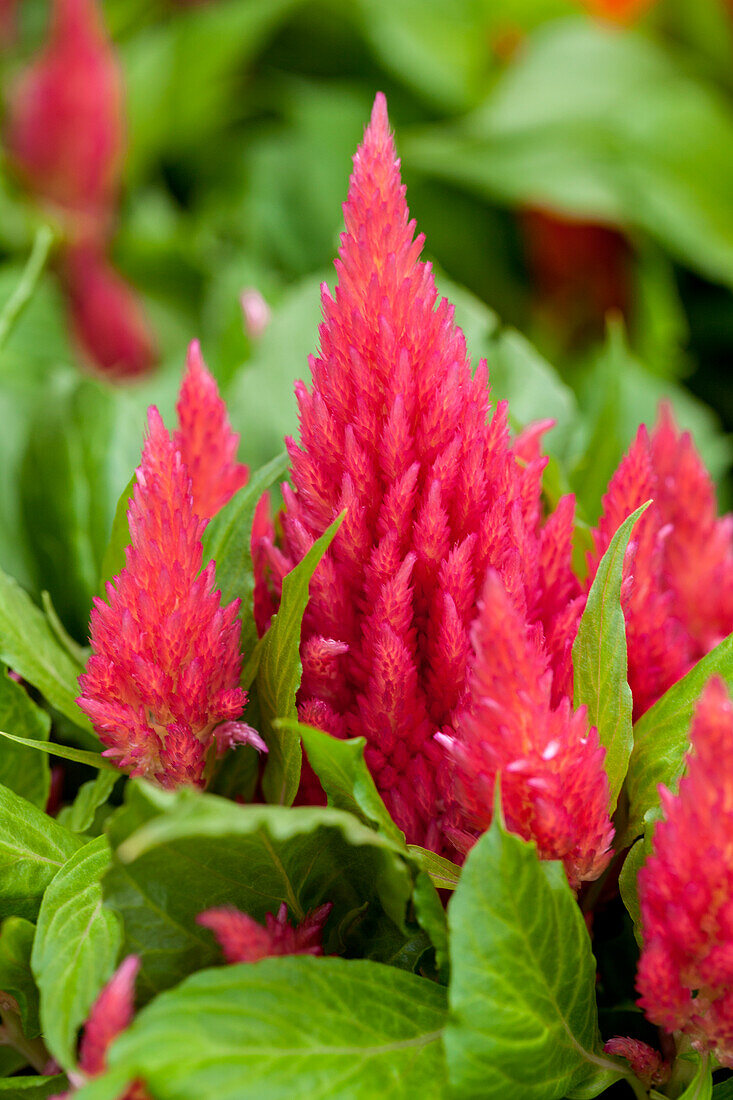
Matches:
[[32, 835, 122, 1070], [98, 474, 135, 593], [258, 514, 343, 806], [444, 815, 624, 1099], [624, 631, 733, 845], [573, 502, 650, 812], [58, 772, 120, 835], [0, 784, 82, 920], [96, 957, 447, 1100], [407, 846, 461, 891], [0, 566, 94, 739], [0, 664, 50, 809], [286, 720, 405, 845], [0, 917, 40, 1038], [0, 732, 116, 772], [0, 1077, 68, 1098], [202, 450, 289, 658], [104, 785, 413, 1000]]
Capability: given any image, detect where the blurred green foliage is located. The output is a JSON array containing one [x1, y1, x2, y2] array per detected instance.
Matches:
[[0, 0, 732, 638]]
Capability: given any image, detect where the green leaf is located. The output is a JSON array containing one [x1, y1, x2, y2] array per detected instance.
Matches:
[[407, 846, 461, 891], [286, 720, 405, 845], [202, 450, 289, 659], [0, 732, 117, 772], [98, 474, 135, 593], [0, 664, 51, 809], [0, 917, 40, 1039], [97, 957, 447, 1100], [31, 835, 122, 1070], [444, 816, 624, 1099], [257, 514, 343, 806], [104, 785, 414, 1001], [572, 502, 651, 812], [0, 565, 94, 739], [58, 772, 120, 835], [0, 1077, 68, 1098], [0, 227, 55, 354], [617, 818, 658, 949], [713, 1075, 733, 1098], [624, 631, 733, 845], [41, 592, 90, 668], [0, 784, 82, 920], [412, 871, 448, 976], [678, 1053, 713, 1100]]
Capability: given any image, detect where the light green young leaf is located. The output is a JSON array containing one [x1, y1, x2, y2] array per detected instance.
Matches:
[[444, 815, 624, 1099], [0, 731, 117, 772], [0, 664, 51, 809], [624, 630, 733, 845], [58, 771, 120, 835], [95, 958, 447, 1100], [0, 916, 40, 1039], [283, 720, 405, 845], [573, 502, 651, 812], [407, 845, 461, 891], [32, 835, 122, 1070], [257, 514, 343, 805], [0, 785, 82, 920]]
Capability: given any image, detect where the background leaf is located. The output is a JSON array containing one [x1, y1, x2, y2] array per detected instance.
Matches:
[[0, 917, 40, 1039], [0, 664, 50, 809]]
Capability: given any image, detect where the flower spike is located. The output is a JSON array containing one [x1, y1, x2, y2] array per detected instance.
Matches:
[[268, 93, 580, 849], [174, 340, 249, 520], [78, 407, 262, 787], [197, 903, 332, 965], [636, 677, 733, 1066]]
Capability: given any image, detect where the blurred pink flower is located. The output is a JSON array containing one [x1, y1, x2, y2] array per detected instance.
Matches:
[[240, 288, 271, 340], [198, 902, 332, 964]]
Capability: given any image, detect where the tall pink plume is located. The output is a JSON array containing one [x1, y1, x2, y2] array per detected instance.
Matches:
[[197, 902, 332, 964], [636, 677, 733, 1067], [78, 407, 263, 787], [174, 340, 249, 520], [588, 405, 733, 717], [442, 570, 613, 889], [257, 93, 581, 850]]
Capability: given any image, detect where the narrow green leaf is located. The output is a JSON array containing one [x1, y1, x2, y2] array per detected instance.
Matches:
[[0, 731, 117, 772], [98, 474, 135, 593], [32, 835, 122, 1070], [407, 845, 461, 891], [0, 785, 83, 920], [444, 817, 624, 1099], [98, 958, 447, 1100], [41, 591, 89, 668], [678, 1053, 713, 1100], [412, 871, 448, 976], [283, 719, 405, 845], [202, 450, 289, 657], [104, 785, 413, 1000], [0, 917, 40, 1039], [0, 1077, 68, 1098], [624, 631, 733, 844], [258, 514, 343, 805], [573, 502, 651, 811], [618, 807, 661, 948], [0, 664, 51, 809], [0, 227, 55, 353], [58, 771, 120, 835], [0, 566, 93, 738]]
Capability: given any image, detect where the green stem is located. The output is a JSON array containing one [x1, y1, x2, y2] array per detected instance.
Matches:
[[0, 225, 55, 353], [0, 1011, 50, 1074]]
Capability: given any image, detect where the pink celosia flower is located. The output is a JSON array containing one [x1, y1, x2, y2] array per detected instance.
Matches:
[[255, 93, 581, 850], [602, 1037, 670, 1088], [62, 245, 157, 379], [6, 0, 124, 237], [52, 956, 149, 1099], [636, 677, 733, 1066], [78, 407, 264, 786], [588, 404, 733, 717], [440, 570, 613, 889], [197, 902, 332, 964], [174, 340, 249, 520]]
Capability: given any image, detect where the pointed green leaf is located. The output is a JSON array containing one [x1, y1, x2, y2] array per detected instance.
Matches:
[[407, 846, 461, 891], [93, 958, 447, 1100], [32, 835, 122, 1070], [0, 731, 117, 772], [0, 785, 83, 920], [444, 817, 625, 1099], [573, 502, 650, 812], [0, 664, 50, 809], [58, 771, 120, 835], [257, 514, 343, 805]]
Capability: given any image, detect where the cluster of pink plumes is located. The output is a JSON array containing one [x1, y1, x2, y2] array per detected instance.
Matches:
[[77, 93, 733, 1069]]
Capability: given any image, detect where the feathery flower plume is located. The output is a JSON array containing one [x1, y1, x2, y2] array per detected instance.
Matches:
[[441, 570, 613, 889], [78, 407, 264, 786], [197, 902, 332, 964], [636, 677, 733, 1066], [62, 245, 157, 379], [6, 0, 123, 238], [602, 1038, 670, 1089], [52, 956, 149, 1099], [589, 405, 733, 717], [258, 93, 580, 848], [174, 340, 249, 520]]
